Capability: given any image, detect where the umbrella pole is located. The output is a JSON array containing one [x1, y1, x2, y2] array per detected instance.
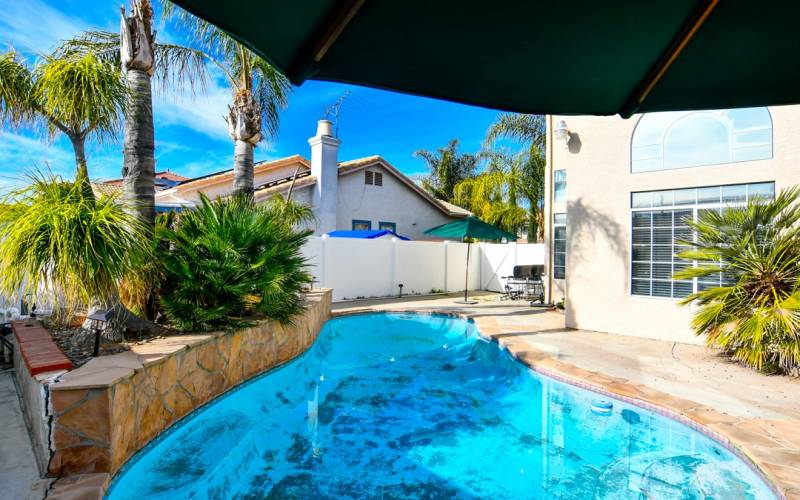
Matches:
[[464, 241, 470, 302]]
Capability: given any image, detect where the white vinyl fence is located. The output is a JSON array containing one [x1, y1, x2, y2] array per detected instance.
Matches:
[[302, 236, 544, 302]]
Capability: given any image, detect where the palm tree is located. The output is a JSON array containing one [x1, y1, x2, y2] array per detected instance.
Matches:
[[164, 2, 291, 197], [119, 0, 157, 227], [414, 139, 478, 203], [453, 150, 529, 234], [61, 3, 208, 228], [0, 169, 151, 327], [485, 113, 546, 242], [0, 50, 126, 178], [674, 187, 800, 374]]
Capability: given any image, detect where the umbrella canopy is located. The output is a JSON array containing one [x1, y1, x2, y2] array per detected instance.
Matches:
[[170, 0, 800, 117], [424, 217, 516, 242]]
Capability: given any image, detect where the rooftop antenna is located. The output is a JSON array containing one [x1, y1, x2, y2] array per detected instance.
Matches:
[[322, 91, 351, 137]]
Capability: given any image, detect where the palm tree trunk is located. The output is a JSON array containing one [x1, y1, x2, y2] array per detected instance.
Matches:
[[122, 68, 155, 225], [233, 139, 254, 195], [120, 0, 156, 229], [227, 90, 261, 197], [67, 132, 88, 175]]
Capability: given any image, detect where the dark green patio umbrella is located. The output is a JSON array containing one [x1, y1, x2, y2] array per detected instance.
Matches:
[[425, 217, 516, 304], [170, 0, 800, 117]]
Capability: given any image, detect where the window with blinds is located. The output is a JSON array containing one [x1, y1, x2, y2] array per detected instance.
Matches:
[[553, 213, 566, 279], [631, 182, 774, 298]]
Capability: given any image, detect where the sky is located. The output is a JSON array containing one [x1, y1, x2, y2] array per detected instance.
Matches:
[[0, 0, 505, 188]]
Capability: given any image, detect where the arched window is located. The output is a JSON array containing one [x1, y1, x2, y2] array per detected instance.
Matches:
[[631, 108, 772, 173]]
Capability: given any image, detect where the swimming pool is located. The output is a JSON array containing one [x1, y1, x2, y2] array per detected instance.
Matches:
[[106, 312, 775, 499]]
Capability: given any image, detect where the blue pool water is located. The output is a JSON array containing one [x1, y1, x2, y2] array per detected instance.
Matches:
[[107, 313, 774, 499]]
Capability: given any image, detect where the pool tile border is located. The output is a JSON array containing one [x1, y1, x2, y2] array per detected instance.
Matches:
[[333, 307, 799, 500]]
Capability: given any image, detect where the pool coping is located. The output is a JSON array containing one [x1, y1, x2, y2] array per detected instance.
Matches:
[[332, 307, 799, 500]]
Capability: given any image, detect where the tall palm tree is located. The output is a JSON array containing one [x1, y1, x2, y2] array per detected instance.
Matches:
[[120, 0, 157, 227], [414, 139, 478, 203], [0, 50, 126, 178], [61, 2, 208, 228], [485, 113, 546, 242], [674, 188, 800, 374], [164, 2, 291, 197]]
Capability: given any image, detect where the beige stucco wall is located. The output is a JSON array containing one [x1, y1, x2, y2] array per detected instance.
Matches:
[[335, 164, 456, 240], [545, 105, 800, 344]]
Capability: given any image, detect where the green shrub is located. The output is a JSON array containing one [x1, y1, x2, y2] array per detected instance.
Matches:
[[0, 169, 149, 320], [157, 194, 312, 331], [674, 187, 800, 374]]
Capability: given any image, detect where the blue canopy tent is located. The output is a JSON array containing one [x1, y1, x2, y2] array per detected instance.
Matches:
[[327, 230, 410, 241]]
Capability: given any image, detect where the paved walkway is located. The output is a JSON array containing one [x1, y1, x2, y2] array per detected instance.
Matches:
[[333, 292, 800, 499], [0, 370, 48, 500]]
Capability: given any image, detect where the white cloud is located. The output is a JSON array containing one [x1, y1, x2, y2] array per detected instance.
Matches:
[[0, 0, 94, 55], [154, 75, 232, 142]]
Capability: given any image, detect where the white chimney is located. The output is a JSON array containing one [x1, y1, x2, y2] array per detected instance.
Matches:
[[309, 119, 340, 234]]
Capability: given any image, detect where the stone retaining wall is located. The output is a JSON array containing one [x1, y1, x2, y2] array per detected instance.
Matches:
[[47, 289, 331, 476]]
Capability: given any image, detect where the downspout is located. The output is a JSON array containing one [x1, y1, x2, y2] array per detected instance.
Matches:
[[546, 115, 554, 305]]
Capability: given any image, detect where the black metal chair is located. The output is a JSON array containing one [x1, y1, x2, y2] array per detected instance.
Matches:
[[503, 265, 545, 304]]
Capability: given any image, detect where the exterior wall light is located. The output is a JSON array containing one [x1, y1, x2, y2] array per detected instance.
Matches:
[[553, 119, 571, 146]]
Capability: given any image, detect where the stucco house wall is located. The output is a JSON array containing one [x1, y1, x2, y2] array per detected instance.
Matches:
[[545, 105, 800, 344], [335, 163, 455, 240]]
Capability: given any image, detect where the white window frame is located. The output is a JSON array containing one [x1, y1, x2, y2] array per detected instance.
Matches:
[[629, 182, 774, 299]]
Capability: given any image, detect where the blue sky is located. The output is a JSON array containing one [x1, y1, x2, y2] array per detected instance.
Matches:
[[0, 0, 504, 188]]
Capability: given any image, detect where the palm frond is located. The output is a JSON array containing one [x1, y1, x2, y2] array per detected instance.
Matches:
[[0, 51, 35, 126], [58, 30, 209, 97], [33, 51, 126, 143], [676, 187, 800, 374], [484, 113, 546, 151]]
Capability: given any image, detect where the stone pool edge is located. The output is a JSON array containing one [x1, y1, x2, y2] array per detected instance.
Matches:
[[332, 308, 798, 500], [45, 289, 332, 500]]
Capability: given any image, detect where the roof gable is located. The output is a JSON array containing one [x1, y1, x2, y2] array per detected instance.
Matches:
[[337, 156, 469, 218]]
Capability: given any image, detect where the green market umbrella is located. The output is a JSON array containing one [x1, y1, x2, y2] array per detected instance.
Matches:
[[169, 0, 800, 117], [425, 217, 516, 304]]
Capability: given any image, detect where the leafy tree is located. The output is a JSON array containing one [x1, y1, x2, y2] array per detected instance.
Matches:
[[674, 188, 800, 374], [0, 169, 150, 324], [414, 139, 477, 202], [484, 113, 546, 242], [0, 50, 126, 178], [164, 2, 291, 197], [157, 194, 312, 331]]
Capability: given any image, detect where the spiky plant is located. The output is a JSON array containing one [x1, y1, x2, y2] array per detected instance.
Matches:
[[157, 194, 312, 331], [0, 169, 150, 321], [674, 187, 800, 374]]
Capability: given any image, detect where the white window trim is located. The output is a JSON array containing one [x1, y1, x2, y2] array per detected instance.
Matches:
[[630, 108, 774, 174], [629, 182, 774, 300]]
